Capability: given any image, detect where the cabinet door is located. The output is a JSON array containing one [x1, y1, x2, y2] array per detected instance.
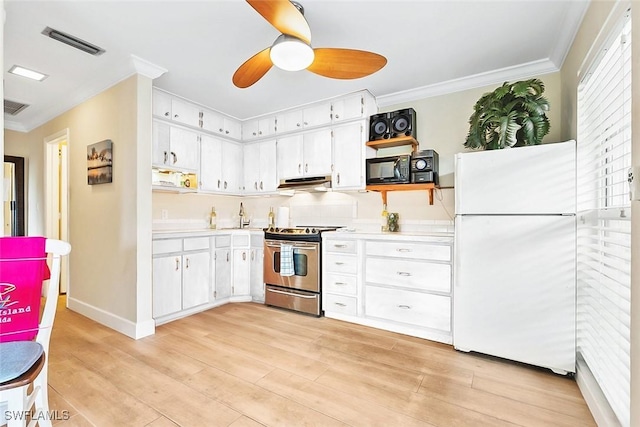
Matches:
[[222, 141, 243, 193], [243, 143, 261, 194], [171, 98, 201, 128], [332, 123, 365, 189], [332, 93, 364, 122], [303, 103, 332, 128], [276, 135, 303, 180], [152, 121, 171, 167], [152, 256, 182, 318], [224, 117, 242, 140], [233, 249, 251, 297], [170, 127, 199, 171], [259, 117, 276, 138], [259, 140, 278, 192], [199, 135, 223, 191], [242, 119, 260, 141], [215, 249, 231, 300], [277, 109, 304, 133], [153, 90, 172, 119], [201, 108, 225, 134], [182, 251, 211, 309], [250, 248, 264, 302], [303, 129, 332, 176]]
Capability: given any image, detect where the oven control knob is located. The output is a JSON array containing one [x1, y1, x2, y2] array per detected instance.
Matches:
[[311, 228, 317, 234], [305, 228, 310, 233], [274, 227, 280, 232]]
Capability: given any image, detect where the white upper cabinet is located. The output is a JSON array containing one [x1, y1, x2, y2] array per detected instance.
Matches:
[[221, 141, 243, 193], [303, 129, 332, 176], [199, 135, 223, 191], [243, 116, 277, 141], [276, 102, 332, 134], [331, 93, 364, 123], [201, 108, 242, 140], [171, 98, 201, 128], [153, 90, 173, 119], [152, 120, 199, 171], [332, 122, 366, 190], [244, 140, 277, 194], [276, 130, 332, 180]]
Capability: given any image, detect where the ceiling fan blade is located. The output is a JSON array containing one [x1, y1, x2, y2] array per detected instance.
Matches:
[[307, 48, 387, 79], [233, 47, 273, 88], [247, 0, 311, 44]]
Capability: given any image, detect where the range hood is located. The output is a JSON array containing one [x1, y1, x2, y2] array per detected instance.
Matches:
[[277, 175, 332, 191]]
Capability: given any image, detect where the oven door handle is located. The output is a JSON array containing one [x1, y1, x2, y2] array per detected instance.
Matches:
[[265, 242, 318, 251], [266, 288, 318, 299]]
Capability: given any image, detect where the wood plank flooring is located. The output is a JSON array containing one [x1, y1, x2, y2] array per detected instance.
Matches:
[[45, 299, 595, 427]]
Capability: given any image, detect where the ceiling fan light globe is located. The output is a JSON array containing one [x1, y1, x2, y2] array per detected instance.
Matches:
[[270, 35, 314, 72]]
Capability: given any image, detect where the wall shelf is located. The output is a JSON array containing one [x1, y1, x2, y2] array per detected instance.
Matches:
[[366, 183, 437, 205], [365, 136, 418, 151]]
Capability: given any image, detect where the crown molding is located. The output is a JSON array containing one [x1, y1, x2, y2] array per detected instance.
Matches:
[[130, 55, 167, 79], [549, 0, 590, 68], [4, 119, 29, 133], [376, 58, 559, 108]]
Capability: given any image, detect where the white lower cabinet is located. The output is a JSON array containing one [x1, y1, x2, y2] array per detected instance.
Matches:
[[322, 233, 454, 344], [250, 234, 265, 302], [233, 249, 251, 297], [214, 234, 232, 301], [152, 236, 212, 321]]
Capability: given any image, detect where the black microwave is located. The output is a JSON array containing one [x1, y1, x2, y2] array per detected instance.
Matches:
[[366, 155, 411, 184]]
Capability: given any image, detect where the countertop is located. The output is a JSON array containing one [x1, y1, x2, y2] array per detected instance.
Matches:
[[322, 230, 454, 243], [152, 228, 265, 239]]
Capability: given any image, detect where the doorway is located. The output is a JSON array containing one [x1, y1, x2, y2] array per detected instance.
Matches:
[[3, 156, 25, 236], [45, 129, 69, 295]]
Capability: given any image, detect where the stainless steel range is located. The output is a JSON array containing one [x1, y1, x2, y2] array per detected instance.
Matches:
[[263, 226, 338, 316]]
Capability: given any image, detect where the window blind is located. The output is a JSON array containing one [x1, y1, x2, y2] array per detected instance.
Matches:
[[576, 10, 631, 427]]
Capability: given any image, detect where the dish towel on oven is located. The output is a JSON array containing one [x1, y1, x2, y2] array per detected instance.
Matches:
[[280, 244, 294, 276]]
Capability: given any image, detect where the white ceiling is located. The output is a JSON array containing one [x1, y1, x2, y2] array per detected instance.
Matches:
[[4, 0, 590, 132]]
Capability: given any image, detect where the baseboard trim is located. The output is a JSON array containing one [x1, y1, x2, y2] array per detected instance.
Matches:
[[575, 354, 622, 427], [67, 297, 155, 340]]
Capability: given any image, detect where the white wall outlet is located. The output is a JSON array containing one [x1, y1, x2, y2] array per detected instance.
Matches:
[[161, 209, 169, 220]]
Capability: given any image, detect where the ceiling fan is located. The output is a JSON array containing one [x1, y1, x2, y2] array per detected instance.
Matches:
[[232, 0, 387, 88]]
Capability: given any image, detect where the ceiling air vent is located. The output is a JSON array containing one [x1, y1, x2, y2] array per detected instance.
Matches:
[[4, 100, 29, 116], [41, 26, 105, 56]]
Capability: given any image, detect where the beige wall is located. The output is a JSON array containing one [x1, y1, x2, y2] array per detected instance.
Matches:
[[4, 75, 154, 335]]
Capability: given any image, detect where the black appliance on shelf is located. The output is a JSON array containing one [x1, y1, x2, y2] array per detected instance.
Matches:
[[411, 149, 439, 185]]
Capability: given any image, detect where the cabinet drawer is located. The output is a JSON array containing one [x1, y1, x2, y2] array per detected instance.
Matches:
[[216, 235, 231, 248], [366, 241, 451, 261], [324, 294, 357, 316], [324, 239, 357, 254], [233, 234, 250, 246], [153, 239, 182, 254], [183, 237, 210, 251], [251, 234, 264, 247], [324, 273, 357, 295], [324, 253, 357, 274], [365, 286, 450, 332], [365, 258, 450, 293]]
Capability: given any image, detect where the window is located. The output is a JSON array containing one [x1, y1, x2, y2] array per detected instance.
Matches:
[[576, 8, 631, 427]]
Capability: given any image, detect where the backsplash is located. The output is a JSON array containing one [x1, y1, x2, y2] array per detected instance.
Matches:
[[152, 188, 455, 232]]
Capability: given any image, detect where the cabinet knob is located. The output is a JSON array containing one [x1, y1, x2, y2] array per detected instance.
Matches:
[[253, 132, 257, 136], [174, 114, 179, 119], [335, 282, 347, 286], [242, 252, 246, 261], [398, 305, 411, 310], [258, 131, 262, 135], [175, 258, 180, 271], [297, 123, 301, 127], [303, 121, 308, 126], [334, 244, 347, 248], [185, 258, 190, 269], [224, 181, 228, 189], [397, 248, 412, 253], [337, 173, 340, 185], [254, 182, 258, 190], [335, 114, 340, 119], [217, 179, 221, 189], [219, 128, 224, 132], [260, 181, 263, 190], [397, 272, 412, 277], [225, 130, 229, 134], [305, 163, 309, 173], [171, 152, 177, 164], [163, 151, 168, 164], [334, 302, 347, 307], [298, 163, 302, 173], [164, 112, 170, 117]]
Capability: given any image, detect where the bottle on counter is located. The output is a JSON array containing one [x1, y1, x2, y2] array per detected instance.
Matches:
[[268, 207, 275, 228], [209, 207, 217, 229], [381, 203, 389, 232]]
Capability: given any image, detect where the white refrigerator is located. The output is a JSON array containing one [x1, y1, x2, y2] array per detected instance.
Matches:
[[453, 140, 576, 374]]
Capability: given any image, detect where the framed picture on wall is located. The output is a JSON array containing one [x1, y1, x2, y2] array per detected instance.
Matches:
[[87, 139, 113, 185]]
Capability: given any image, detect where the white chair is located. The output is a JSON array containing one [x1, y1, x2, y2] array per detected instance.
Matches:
[[0, 238, 71, 427]]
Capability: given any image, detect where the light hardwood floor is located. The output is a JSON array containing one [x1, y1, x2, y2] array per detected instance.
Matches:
[[46, 299, 595, 427]]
